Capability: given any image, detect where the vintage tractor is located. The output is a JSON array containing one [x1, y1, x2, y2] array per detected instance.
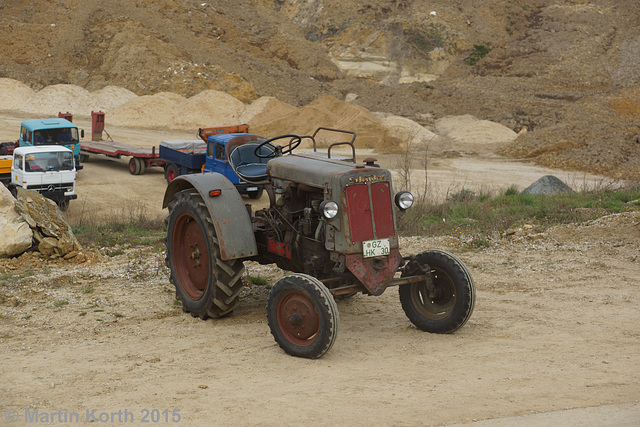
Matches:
[[163, 128, 475, 358]]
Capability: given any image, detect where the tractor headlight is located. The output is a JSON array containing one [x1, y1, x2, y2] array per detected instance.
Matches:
[[319, 200, 339, 219], [395, 191, 414, 210]]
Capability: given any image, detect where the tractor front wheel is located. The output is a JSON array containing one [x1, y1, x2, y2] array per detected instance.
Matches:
[[399, 250, 475, 333], [165, 189, 245, 319], [267, 274, 339, 359]]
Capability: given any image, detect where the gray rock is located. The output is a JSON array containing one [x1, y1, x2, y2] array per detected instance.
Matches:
[[521, 175, 575, 195], [0, 185, 33, 257], [14, 188, 81, 258]]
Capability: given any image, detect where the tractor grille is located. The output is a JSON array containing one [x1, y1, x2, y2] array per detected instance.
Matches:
[[345, 182, 395, 242]]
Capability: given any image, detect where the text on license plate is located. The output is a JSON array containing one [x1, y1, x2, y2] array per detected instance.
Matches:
[[363, 238, 390, 258], [246, 187, 258, 191]]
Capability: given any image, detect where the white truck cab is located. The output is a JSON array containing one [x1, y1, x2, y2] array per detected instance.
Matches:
[[10, 145, 77, 210]]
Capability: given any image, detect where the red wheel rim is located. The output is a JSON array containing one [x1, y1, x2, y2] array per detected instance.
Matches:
[[171, 212, 210, 300], [276, 291, 320, 346], [129, 159, 136, 173], [167, 169, 176, 182]]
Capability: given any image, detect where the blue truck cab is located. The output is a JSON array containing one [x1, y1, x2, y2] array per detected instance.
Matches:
[[159, 132, 266, 199], [18, 119, 84, 170]]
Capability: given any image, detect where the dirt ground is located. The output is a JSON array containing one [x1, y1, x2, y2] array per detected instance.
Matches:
[[1, 112, 639, 425], [1, 213, 638, 425]]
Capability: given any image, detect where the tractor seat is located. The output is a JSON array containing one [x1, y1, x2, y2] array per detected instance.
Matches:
[[228, 143, 274, 183]]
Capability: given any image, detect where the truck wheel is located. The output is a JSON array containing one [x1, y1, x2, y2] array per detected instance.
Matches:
[[247, 188, 263, 199], [137, 158, 146, 175], [266, 273, 339, 359], [166, 189, 245, 318], [165, 163, 179, 183], [57, 199, 69, 211], [399, 250, 475, 333], [128, 157, 139, 175]]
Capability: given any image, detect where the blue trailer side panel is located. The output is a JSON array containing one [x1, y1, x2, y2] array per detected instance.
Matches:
[[159, 141, 206, 171]]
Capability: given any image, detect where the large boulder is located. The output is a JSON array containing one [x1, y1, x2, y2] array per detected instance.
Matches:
[[521, 175, 575, 195], [0, 185, 33, 257], [14, 188, 81, 258]]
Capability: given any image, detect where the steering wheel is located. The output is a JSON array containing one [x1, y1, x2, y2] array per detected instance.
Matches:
[[254, 134, 302, 158]]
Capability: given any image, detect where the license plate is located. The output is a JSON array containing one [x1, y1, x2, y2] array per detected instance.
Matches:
[[363, 238, 390, 258], [246, 187, 258, 191]]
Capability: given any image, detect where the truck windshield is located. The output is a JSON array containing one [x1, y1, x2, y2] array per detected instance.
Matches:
[[33, 128, 79, 146], [24, 152, 74, 172]]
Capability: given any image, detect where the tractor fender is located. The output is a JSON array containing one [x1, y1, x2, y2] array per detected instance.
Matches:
[[163, 173, 258, 260]]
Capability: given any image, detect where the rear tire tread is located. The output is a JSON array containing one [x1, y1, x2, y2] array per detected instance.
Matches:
[[166, 189, 245, 319]]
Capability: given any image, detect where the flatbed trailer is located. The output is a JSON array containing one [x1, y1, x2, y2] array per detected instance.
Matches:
[[80, 139, 164, 175], [79, 111, 164, 175]]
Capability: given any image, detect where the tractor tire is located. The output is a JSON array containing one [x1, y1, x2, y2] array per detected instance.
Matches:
[[165, 163, 179, 184], [165, 188, 245, 319], [128, 157, 139, 175], [266, 273, 339, 359], [399, 249, 475, 334]]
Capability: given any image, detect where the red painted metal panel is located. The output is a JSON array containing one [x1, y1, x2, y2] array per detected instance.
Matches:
[[346, 184, 373, 242], [370, 182, 395, 238], [345, 249, 403, 295]]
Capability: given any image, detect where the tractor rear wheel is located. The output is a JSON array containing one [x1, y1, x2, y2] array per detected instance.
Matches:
[[165, 189, 245, 318], [399, 250, 475, 333], [266, 274, 339, 359]]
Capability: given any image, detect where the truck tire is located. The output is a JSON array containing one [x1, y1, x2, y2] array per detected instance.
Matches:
[[57, 199, 70, 211], [266, 273, 339, 359], [165, 163, 179, 183], [137, 158, 146, 175], [399, 250, 475, 334], [128, 157, 139, 175], [165, 188, 245, 319]]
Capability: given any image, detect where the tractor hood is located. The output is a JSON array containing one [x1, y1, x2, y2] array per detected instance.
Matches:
[[267, 152, 386, 189]]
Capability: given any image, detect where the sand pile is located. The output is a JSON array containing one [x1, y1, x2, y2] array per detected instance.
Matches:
[[436, 114, 518, 146], [240, 96, 297, 128], [251, 96, 403, 151], [173, 90, 246, 129], [0, 79, 136, 117], [107, 92, 185, 129], [20, 84, 95, 116], [0, 78, 35, 111], [92, 86, 138, 112], [376, 114, 441, 152], [0, 78, 520, 154]]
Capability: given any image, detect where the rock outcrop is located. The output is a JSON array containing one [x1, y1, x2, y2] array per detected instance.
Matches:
[[13, 188, 81, 258], [0, 185, 33, 257]]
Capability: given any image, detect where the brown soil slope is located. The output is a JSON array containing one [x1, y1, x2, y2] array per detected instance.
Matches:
[[0, 0, 639, 177]]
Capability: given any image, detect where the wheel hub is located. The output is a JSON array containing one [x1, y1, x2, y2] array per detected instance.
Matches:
[[172, 213, 210, 300], [278, 292, 319, 344]]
